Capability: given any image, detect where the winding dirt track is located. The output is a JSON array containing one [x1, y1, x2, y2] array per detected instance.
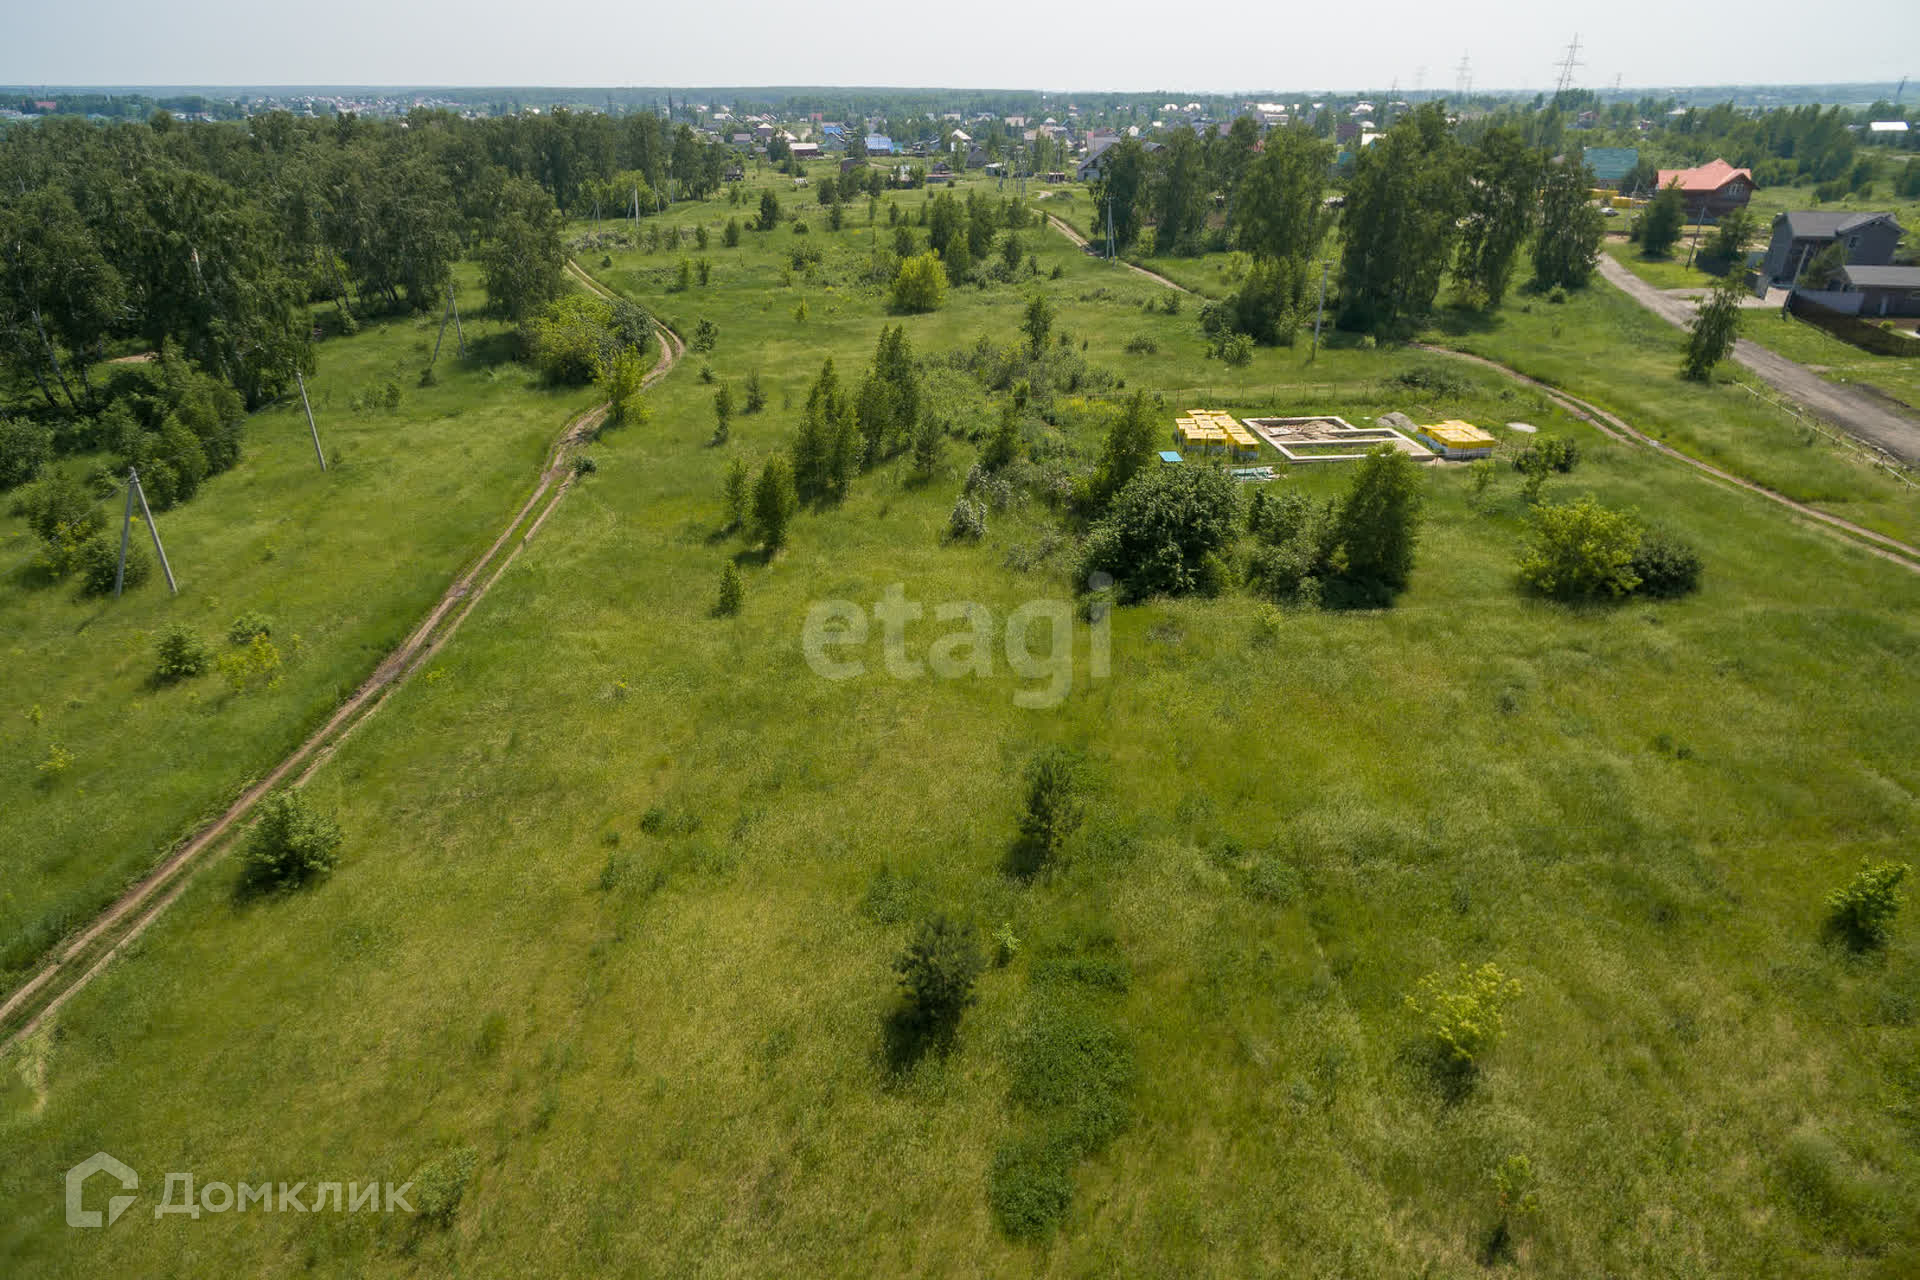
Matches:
[[1047, 215, 1194, 294], [0, 271, 681, 1056], [1038, 212, 1919, 573], [1411, 342, 1920, 575]]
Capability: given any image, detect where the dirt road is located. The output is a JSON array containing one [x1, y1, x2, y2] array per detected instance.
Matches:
[[1413, 342, 1920, 576], [0, 294, 682, 1056], [1595, 255, 1920, 465], [1046, 216, 1194, 295]]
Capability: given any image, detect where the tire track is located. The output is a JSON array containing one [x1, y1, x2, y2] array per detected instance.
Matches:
[[1412, 342, 1920, 575], [2, 292, 681, 1056], [1046, 215, 1194, 294]]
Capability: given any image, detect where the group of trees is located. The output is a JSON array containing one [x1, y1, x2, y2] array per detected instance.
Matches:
[[1, 108, 739, 468], [1095, 106, 1607, 340]]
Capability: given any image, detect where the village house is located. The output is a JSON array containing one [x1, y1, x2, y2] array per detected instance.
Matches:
[[1760, 210, 1906, 286], [1654, 158, 1754, 220]]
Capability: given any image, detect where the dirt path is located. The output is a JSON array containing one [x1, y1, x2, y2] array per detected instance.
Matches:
[[0, 298, 682, 1057], [1595, 255, 1920, 465], [1412, 342, 1920, 576], [1046, 215, 1195, 295]]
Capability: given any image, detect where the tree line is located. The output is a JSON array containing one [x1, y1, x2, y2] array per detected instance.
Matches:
[[1094, 104, 1606, 338]]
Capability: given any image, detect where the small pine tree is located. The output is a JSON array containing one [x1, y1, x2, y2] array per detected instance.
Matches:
[[723, 217, 741, 247], [753, 454, 798, 549], [911, 417, 945, 477], [154, 624, 212, 683], [894, 914, 984, 1030], [743, 371, 766, 413], [1638, 184, 1687, 257], [711, 383, 735, 445], [723, 456, 750, 529], [715, 561, 744, 615], [1015, 747, 1083, 875], [1021, 292, 1054, 356], [982, 399, 1022, 471], [696, 257, 712, 286]]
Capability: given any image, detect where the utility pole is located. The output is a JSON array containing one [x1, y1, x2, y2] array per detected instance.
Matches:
[[1311, 260, 1330, 362], [296, 370, 326, 470], [1104, 195, 1116, 260], [115, 466, 177, 597]]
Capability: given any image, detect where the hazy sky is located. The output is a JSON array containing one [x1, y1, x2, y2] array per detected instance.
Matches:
[[6, 0, 1917, 94]]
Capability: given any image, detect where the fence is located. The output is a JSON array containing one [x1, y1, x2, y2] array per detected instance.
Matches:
[[1786, 292, 1920, 357]]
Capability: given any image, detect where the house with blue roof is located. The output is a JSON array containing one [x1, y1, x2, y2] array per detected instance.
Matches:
[[865, 134, 894, 156], [1582, 147, 1639, 190]]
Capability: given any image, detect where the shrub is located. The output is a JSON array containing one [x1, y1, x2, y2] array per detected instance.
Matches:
[[1826, 860, 1910, 951], [1218, 332, 1254, 367], [227, 610, 273, 645], [743, 371, 766, 413], [1405, 962, 1523, 1069], [241, 790, 343, 890], [947, 494, 986, 541], [410, 1147, 478, 1229], [1631, 527, 1704, 598], [1512, 436, 1579, 474], [891, 251, 950, 313], [37, 743, 74, 781], [715, 561, 744, 615], [894, 913, 984, 1030], [989, 1134, 1076, 1240], [1517, 497, 1643, 600], [1079, 464, 1238, 603], [154, 624, 211, 683], [1006, 1001, 1134, 1145], [76, 534, 151, 596], [692, 318, 719, 353], [1123, 334, 1158, 355], [218, 633, 284, 693], [0, 418, 52, 490]]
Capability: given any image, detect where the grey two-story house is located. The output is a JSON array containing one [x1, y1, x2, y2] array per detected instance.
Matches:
[[1760, 210, 1905, 286]]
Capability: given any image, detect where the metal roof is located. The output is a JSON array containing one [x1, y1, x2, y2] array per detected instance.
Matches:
[[1582, 147, 1638, 181], [1779, 210, 1902, 239], [1838, 265, 1920, 288]]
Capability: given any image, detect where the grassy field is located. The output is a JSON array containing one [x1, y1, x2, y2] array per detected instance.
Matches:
[[4, 170, 1920, 1276], [0, 266, 600, 984]]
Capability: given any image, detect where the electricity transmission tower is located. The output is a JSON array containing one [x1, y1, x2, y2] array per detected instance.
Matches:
[[1455, 55, 1472, 102], [1552, 34, 1584, 103]]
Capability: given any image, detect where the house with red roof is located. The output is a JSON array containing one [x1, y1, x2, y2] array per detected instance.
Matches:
[[1654, 158, 1754, 220]]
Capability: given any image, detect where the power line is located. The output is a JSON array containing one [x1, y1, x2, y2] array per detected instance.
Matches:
[[1552, 33, 1585, 101]]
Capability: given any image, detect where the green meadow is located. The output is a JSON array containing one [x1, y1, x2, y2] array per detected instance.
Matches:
[[3, 171, 1919, 1276], [0, 268, 599, 981]]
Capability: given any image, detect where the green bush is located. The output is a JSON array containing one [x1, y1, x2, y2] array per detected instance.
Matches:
[[77, 534, 149, 596], [1825, 860, 1910, 951], [988, 1134, 1075, 1239], [891, 251, 949, 313], [241, 789, 344, 891], [715, 561, 743, 616], [154, 624, 211, 683], [894, 913, 983, 1030], [226, 610, 273, 645], [410, 1146, 478, 1229], [1517, 497, 1643, 600], [0, 418, 52, 490], [1631, 527, 1704, 598], [946, 494, 986, 541], [1079, 464, 1238, 603], [1405, 962, 1523, 1069]]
